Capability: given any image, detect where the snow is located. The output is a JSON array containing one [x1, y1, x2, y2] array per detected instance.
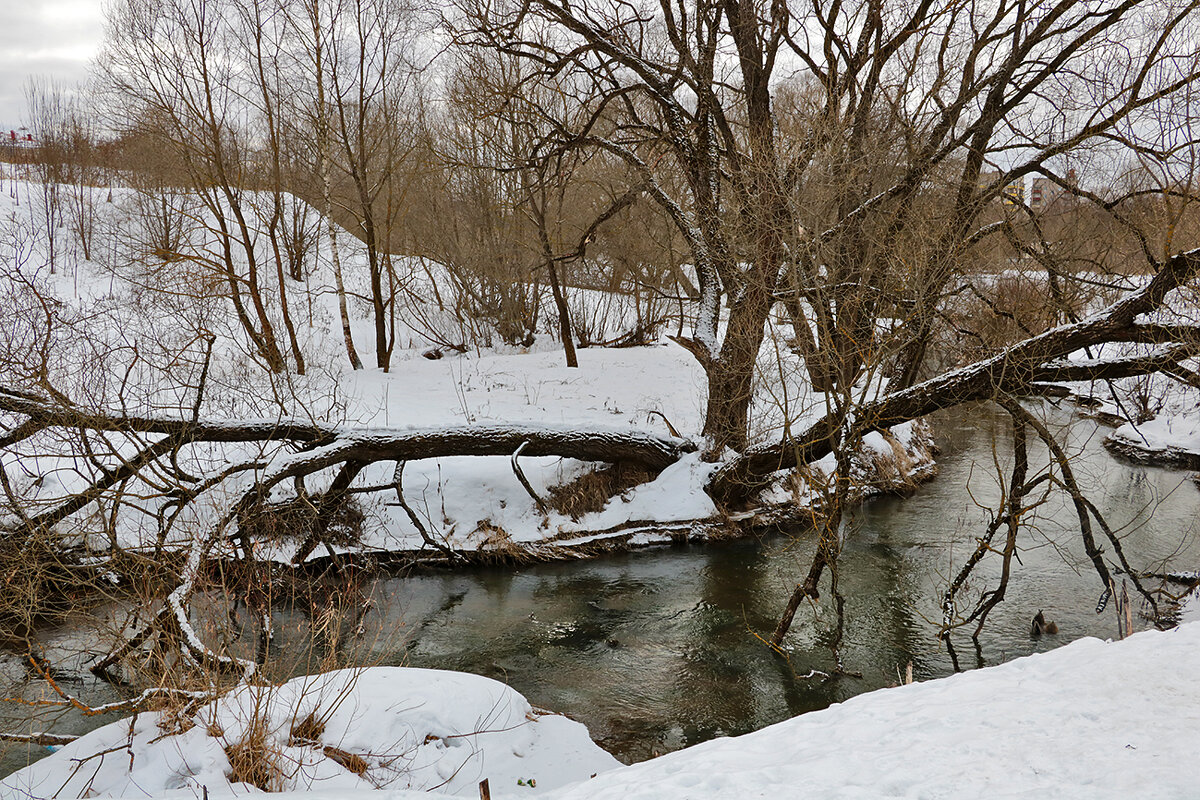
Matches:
[[1042, 344, 1200, 466], [10, 624, 1200, 799], [1107, 411, 1200, 464], [569, 452, 718, 531], [558, 623, 1200, 798], [0, 668, 620, 799]]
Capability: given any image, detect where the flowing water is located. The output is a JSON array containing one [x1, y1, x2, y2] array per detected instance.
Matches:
[[4, 402, 1199, 773], [359, 402, 1200, 761]]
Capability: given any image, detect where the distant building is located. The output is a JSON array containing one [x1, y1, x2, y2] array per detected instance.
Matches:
[[978, 171, 1025, 206], [1, 128, 37, 165], [1030, 177, 1050, 209], [1029, 170, 1078, 213]]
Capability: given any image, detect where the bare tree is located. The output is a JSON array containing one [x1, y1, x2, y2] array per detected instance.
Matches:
[[237, 0, 308, 374], [445, 49, 648, 366], [320, 0, 420, 371], [23, 78, 67, 275], [290, 0, 364, 370], [452, 0, 1200, 453], [102, 0, 290, 373]]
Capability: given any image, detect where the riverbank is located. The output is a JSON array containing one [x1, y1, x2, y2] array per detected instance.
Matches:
[[6, 621, 1198, 799], [0, 175, 942, 567], [552, 620, 1200, 799], [1038, 345, 1200, 473]]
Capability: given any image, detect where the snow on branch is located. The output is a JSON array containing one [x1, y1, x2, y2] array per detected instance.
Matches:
[[709, 247, 1200, 502]]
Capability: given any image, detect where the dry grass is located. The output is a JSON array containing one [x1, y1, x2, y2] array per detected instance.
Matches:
[[0, 532, 109, 641], [546, 461, 657, 520], [288, 711, 326, 745], [153, 701, 198, 738], [323, 745, 369, 776], [470, 521, 538, 563], [239, 496, 366, 549], [224, 718, 285, 791]]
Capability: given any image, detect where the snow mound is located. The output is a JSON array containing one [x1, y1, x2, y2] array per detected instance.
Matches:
[[0, 668, 621, 799]]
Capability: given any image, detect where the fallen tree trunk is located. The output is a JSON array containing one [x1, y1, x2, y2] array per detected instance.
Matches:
[[0, 390, 693, 471], [708, 247, 1200, 504], [0, 389, 697, 544]]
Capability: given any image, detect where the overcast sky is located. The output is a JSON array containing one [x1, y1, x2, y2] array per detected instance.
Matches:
[[0, 0, 105, 128]]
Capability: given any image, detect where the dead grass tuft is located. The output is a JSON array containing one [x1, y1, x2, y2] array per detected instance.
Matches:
[[470, 521, 536, 563], [288, 711, 326, 745], [323, 745, 369, 776], [224, 719, 284, 791], [546, 462, 657, 520]]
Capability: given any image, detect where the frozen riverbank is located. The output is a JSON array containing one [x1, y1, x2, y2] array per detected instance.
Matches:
[[555, 622, 1200, 799]]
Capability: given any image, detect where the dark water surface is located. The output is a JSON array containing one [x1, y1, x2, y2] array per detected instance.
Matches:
[[362, 403, 1200, 762], [3, 403, 1199, 773]]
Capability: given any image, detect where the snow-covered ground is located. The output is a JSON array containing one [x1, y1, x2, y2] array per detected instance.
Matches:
[[559, 622, 1200, 799], [0, 173, 936, 562], [7, 622, 1200, 799], [1105, 409, 1200, 470], [0, 667, 621, 798]]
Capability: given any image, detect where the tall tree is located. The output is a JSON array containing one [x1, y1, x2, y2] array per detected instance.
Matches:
[[452, 0, 1200, 458], [102, 0, 289, 373]]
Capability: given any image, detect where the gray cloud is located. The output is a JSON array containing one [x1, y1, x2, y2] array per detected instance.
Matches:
[[0, 1, 104, 124]]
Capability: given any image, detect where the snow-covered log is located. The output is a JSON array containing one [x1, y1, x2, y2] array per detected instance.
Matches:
[[709, 247, 1200, 503], [0, 391, 694, 472]]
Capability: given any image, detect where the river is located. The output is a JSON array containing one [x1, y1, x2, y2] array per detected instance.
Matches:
[[3, 402, 1199, 772]]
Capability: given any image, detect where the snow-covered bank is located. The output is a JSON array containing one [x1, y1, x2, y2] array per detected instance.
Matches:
[[8, 623, 1200, 799], [558, 622, 1200, 799], [1039, 329, 1200, 472], [0, 668, 620, 799], [1105, 413, 1200, 471]]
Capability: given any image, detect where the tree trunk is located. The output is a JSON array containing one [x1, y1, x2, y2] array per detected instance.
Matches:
[[699, 247, 779, 455], [546, 257, 578, 368]]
